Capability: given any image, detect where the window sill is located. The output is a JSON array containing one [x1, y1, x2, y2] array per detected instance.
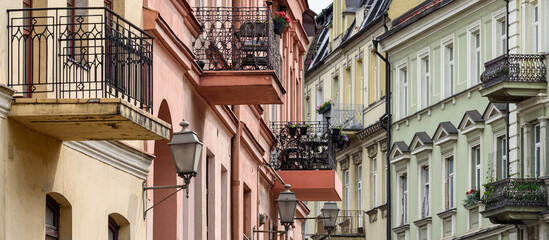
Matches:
[[413, 216, 432, 227], [436, 208, 457, 219], [392, 224, 409, 234]]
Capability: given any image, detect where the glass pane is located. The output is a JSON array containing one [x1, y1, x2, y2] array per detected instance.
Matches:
[[535, 125, 540, 143], [46, 236, 57, 240], [46, 206, 55, 226], [109, 228, 115, 240]]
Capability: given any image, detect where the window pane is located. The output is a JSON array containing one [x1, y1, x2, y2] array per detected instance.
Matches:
[[109, 228, 115, 240], [46, 206, 55, 226]]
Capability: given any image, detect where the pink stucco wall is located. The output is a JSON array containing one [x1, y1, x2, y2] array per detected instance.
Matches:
[[143, 0, 311, 239]]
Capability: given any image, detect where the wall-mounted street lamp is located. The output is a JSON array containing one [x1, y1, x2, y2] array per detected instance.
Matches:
[[321, 202, 340, 238], [276, 184, 298, 240], [142, 121, 203, 218]]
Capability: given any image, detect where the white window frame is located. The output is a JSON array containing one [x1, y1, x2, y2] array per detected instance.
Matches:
[[372, 158, 378, 207], [417, 48, 430, 110], [467, 22, 481, 87], [422, 166, 430, 218], [443, 153, 455, 210], [495, 133, 508, 180], [396, 59, 408, 119], [492, 10, 506, 57], [374, 55, 379, 100], [470, 143, 481, 190], [345, 170, 350, 210], [534, 124, 541, 177], [534, 4, 540, 53], [397, 169, 409, 226], [346, 67, 352, 104], [357, 164, 363, 211], [402, 174, 408, 224], [441, 35, 454, 99], [360, 59, 364, 106], [316, 85, 323, 121]]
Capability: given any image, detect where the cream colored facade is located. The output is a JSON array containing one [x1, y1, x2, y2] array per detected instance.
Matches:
[[303, 0, 391, 239]]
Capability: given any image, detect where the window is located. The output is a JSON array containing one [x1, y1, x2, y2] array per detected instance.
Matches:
[[357, 164, 363, 211], [444, 45, 454, 98], [66, 0, 75, 58], [46, 196, 60, 240], [346, 68, 352, 104], [500, 19, 507, 55], [422, 166, 429, 218], [374, 55, 378, 100], [472, 146, 481, 189], [345, 170, 349, 210], [108, 217, 120, 240], [400, 174, 408, 225], [421, 57, 430, 108], [445, 156, 455, 209], [334, 77, 340, 104], [360, 61, 364, 105], [316, 87, 322, 121], [372, 158, 377, 207], [497, 136, 508, 179], [399, 67, 408, 118], [471, 32, 481, 85], [535, 124, 541, 177], [534, 5, 539, 52]]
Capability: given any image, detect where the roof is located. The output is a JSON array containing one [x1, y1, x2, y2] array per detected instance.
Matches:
[[464, 110, 484, 123], [393, 141, 410, 153], [439, 121, 458, 134], [377, 0, 454, 42], [304, 0, 391, 73], [414, 131, 433, 145]]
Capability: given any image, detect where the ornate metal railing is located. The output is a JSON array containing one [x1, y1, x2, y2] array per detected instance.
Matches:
[[482, 178, 547, 211], [480, 54, 546, 88], [193, 7, 281, 79], [331, 103, 363, 130], [314, 210, 365, 237], [270, 121, 336, 171], [7, 7, 153, 112]]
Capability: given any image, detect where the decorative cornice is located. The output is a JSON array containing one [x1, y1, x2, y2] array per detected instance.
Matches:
[[64, 141, 154, 180], [0, 84, 15, 119], [436, 208, 457, 219], [413, 216, 432, 227], [393, 224, 410, 234]]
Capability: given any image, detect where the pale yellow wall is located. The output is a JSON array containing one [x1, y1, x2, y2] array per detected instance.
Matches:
[[4, 119, 146, 240], [387, 0, 424, 22]]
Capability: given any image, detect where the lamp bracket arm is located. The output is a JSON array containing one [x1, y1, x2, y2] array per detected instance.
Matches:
[[142, 184, 185, 219]]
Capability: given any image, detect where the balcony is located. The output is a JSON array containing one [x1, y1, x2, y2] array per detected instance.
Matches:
[[193, 7, 284, 105], [331, 104, 364, 130], [271, 121, 342, 201], [480, 54, 547, 103], [7, 7, 170, 141], [481, 178, 548, 224], [312, 210, 365, 239]]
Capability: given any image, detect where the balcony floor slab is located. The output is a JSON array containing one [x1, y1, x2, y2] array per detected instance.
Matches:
[[273, 170, 342, 201], [480, 81, 547, 102], [198, 70, 284, 105], [481, 206, 548, 224], [9, 98, 171, 141]]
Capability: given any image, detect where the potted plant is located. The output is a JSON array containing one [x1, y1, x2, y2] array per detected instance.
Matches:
[[462, 188, 480, 208], [331, 126, 342, 138], [316, 100, 333, 118], [285, 122, 298, 136], [337, 133, 349, 149], [298, 123, 309, 136], [273, 11, 290, 35]]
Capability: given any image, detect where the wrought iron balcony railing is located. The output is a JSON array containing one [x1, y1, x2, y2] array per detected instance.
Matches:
[[482, 178, 547, 212], [193, 7, 281, 79], [331, 103, 363, 130], [480, 54, 546, 88], [270, 121, 336, 171], [7, 7, 153, 112], [314, 210, 365, 237]]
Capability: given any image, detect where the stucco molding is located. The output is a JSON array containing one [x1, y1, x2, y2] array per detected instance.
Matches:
[[0, 84, 15, 119], [64, 141, 154, 180]]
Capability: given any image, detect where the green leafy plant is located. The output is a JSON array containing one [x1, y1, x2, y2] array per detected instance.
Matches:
[[316, 100, 333, 114], [481, 169, 496, 206], [463, 188, 480, 207]]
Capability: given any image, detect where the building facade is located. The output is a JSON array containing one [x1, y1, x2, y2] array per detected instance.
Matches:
[[379, 0, 549, 239], [1, 0, 329, 240], [302, 0, 392, 239]]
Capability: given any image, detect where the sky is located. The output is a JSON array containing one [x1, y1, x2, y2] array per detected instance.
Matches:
[[309, 0, 332, 15]]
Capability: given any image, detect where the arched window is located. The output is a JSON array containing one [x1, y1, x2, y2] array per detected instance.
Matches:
[[45, 195, 60, 240], [108, 217, 119, 240]]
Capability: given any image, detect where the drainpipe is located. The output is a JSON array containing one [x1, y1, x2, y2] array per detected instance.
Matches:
[[373, 38, 391, 240], [505, 0, 510, 179], [231, 120, 243, 240]]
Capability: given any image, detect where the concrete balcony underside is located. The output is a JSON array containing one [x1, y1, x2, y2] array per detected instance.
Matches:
[[9, 98, 171, 141], [480, 81, 547, 103], [274, 170, 342, 201], [198, 70, 284, 105], [481, 206, 548, 224]]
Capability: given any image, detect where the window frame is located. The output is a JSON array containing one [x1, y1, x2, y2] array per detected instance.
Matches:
[[417, 48, 430, 110], [444, 154, 455, 210], [467, 22, 481, 87], [534, 123, 541, 177], [396, 59, 408, 119], [441, 35, 455, 99], [345, 169, 350, 210], [108, 217, 120, 240], [400, 173, 408, 225], [372, 158, 378, 208], [471, 144, 481, 189], [421, 166, 430, 218], [357, 164, 363, 211], [46, 195, 60, 239]]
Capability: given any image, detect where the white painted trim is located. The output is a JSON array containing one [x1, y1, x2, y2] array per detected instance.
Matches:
[[0, 84, 15, 119], [467, 20, 482, 88], [491, 9, 507, 58], [440, 35, 455, 100], [417, 48, 431, 111], [64, 141, 154, 180]]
